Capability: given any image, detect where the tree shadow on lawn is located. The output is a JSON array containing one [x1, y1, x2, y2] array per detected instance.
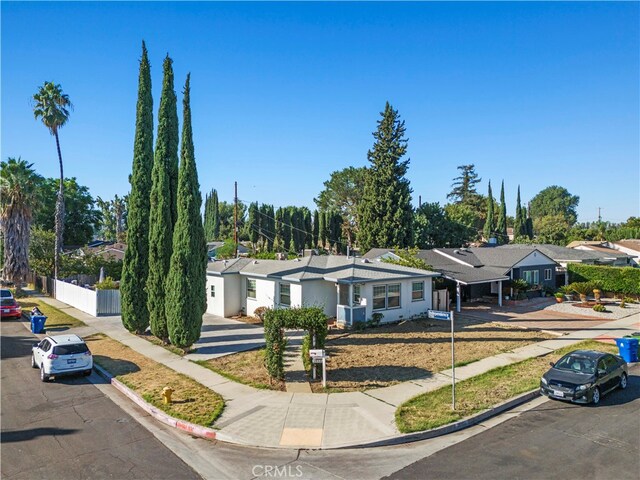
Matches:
[[324, 364, 433, 387], [92, 355, 140, 376]]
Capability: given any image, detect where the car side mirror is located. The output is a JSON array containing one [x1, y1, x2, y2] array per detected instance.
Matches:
[[549, 362, 555, 367], [33, 342, 39, 348]]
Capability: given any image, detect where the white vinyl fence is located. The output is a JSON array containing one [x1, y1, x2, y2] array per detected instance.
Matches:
[[54, 280, 121, 316]]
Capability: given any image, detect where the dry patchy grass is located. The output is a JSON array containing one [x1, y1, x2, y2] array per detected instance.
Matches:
[[312, 319, 553, 392], [196, 348, 284, 391], [85, 334, 224, 427], [19, 298, 85, 330], [396, 340, 619, 433]]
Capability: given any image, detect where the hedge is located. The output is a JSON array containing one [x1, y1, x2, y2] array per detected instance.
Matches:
[[567, 263, 640, 295], [263, 307, 328, 381]]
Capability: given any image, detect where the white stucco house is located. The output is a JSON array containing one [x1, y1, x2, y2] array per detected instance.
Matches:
[[206, 255, 440, 327]]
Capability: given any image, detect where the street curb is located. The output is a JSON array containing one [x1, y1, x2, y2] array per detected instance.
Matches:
[[92, 364, 218, 441], [340, 389, 542, 449]]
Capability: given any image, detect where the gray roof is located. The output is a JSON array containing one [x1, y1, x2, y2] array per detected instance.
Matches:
[[416, 250, 509, 284], [496, 243, 604, 262], [470, 246, 553, 269], [207, 255, 439, 283]]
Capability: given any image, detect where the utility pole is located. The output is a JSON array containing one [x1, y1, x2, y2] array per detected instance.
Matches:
[[234, 181, 238, 258], [598, 207, 602, 223], [419, 195, 422, 208]]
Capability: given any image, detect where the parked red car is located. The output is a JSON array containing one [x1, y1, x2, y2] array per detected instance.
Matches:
[[1, 298, 22, 319]]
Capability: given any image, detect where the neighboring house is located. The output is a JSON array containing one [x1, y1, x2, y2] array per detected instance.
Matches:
[[206, 255, 439, 327], [364, 245, 558, 311], [567, 241, 635, 267], [207, 241, 249, 259], [69, 242, 127, 262], [607, 240, 640, 267]]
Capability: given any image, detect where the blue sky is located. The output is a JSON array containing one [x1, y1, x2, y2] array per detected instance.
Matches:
[[2, 1, 639, 223]]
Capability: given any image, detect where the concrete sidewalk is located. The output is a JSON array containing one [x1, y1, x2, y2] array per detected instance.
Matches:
[[30, 295, 640, 449]]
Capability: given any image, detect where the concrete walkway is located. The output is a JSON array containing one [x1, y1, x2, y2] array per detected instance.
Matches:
[[29, 295, 640, 449]]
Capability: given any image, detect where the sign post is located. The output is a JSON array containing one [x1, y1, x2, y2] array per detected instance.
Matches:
[[428, 309, 456, 410]]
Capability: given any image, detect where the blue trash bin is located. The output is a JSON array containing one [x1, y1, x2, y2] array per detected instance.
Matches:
[[30, 315, 47, 334], [616, 337, 639, 363]]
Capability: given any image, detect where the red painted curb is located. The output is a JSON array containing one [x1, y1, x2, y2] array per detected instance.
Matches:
[[95, 365, 217, 441]]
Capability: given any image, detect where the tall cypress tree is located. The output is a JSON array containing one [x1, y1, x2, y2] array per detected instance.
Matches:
[[282, 207, 291, 251], [357, 102, 413, 252], [514, 185, 524, 238], [275, 207, 283, 250], [526, 203, 534, 239], [212, 189, 220, 240], [147, 55, 177, 342], [165, 74, 207, 349], [312, 210, 319, 248], [248, 202, 259, 250], [303, 208, 312, 249], [483, 181, 495, 242], [496, 180, 507, 244], [266, 205, 275, 251], [121, 41, 153, 334]]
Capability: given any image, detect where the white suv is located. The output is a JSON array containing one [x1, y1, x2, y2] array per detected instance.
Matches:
[[32, 334, 93, 382]]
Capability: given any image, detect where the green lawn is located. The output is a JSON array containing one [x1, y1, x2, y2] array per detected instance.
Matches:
[[395, 340, 620, 433]]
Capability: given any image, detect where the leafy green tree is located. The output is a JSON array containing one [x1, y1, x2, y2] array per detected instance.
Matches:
[[496, 180, 508, 244], [33, 178, 101, 246], [530, 186, 579, 226], [447, 164, 482, 206], [33, 82, 72, 278], [217, 200, 246, 240], [165, 74, 207, 349], [483, 181, 495, 242], [121, 42, 154, 334], [97, 194, 126, 242], [623, 217, 640, 229], [312, 210, 319, 248], [382, 247, 433, 271], [444, 202, 482, 240], [29, 228, 55, 276], [525, 204, 534, 239], [534, 214, 570, 245], [314, 166, 366, 246], [1, 158, 43, 285], [414, 202, 472, 249], [147, 55, 178, 342], [358, 102, 413, 251]]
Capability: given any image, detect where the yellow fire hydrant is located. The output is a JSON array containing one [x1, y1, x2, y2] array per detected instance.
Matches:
[[162, 386, 174, 405]]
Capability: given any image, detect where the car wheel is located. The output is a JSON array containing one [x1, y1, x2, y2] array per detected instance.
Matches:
[[31, 354, 38, 368], [591, 387, 601, 405], [619, 373, 628, 390], [40, 365, 49, 383]]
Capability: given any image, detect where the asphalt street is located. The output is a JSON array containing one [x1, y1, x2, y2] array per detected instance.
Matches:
[[385, 364, 640, 480], [0, 318, 200, 480]]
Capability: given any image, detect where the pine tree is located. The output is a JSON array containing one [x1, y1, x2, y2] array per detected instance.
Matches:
[[357, 102, 413, 252], [147, 55, 178, 342], [496, 180, 508, 244], [514, 185, 524, 238], [121, 41, 154, 334], [165, 74, 207, 349], [312, 210, 319, 248], [483, 181, 495, 242]]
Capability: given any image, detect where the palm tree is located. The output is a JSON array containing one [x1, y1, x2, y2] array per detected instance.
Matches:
[[1, 158, 43, 289], [33, 82, 72, 279]]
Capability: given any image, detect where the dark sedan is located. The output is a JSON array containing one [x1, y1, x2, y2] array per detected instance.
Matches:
[[540, 350, 628, 405]]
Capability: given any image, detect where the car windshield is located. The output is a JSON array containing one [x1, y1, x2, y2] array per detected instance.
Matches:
[[53, 343, 89, 355], [1, 290, 12, 298], [1, 298, 16, 306], [554, 355, 596, 374]]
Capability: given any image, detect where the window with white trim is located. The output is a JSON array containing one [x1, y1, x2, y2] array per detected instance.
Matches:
[[280, 283, 291, 306], [544, 268, 552, 281], [247, 279, 256, 299], [353, 285, 361, 305], [522, 270, 539, 285], [412, 281, 424, 301], [373, 285, 386, 310], [210, 285, 215, 298], [387, 284, 401, 308]]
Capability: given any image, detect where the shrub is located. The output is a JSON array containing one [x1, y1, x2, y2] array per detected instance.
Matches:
[[263, 307, 327, 380], [592, 303, 607, 313], [368, 312, 384, 327], [511, 279, 530, 293], [569, 282, 594, 296], [619, 299, 626, 309], [554, 292, 565, 299], [568, 264, 640, 296], [95, 277, 118, 290], [623, 297, 636, 304]]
